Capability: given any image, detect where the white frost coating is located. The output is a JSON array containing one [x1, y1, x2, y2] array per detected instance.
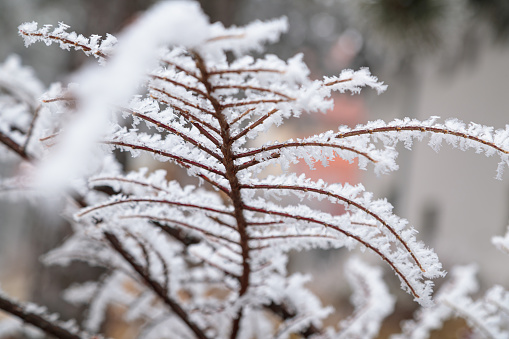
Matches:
[[394, 265, 509, 339], [204, 17, 288, 56], [337, 257, 395, 339], [34, 1, 209, 194]]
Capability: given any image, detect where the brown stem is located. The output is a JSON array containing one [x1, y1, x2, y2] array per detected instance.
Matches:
[[192, 51, 251, 339]]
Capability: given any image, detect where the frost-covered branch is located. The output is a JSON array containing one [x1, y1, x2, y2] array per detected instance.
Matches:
[[0, 291, 85, 339], [18, 22, 114, 63]]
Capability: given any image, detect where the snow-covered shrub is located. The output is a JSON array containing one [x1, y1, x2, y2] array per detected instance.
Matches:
[[1, 1, 509, 338]]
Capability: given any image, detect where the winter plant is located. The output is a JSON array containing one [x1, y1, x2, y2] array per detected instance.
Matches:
[[1, 1, 509, 338]]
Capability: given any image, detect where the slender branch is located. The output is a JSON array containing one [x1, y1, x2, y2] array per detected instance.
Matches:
[[89, 176, 170, 194], [246, 220, 285, 226], [241, 184, 424, 272], [77, 198, 234, 218], [124, 231, 151, 277], [243, 204, 420, 299], [22, 105, 42, 152], [19, 30, 108, 59], [235, 141, 375, 172], [42, 97, 75, 103], [150, 86, 216, 116], [230, 107, 256, 125], [208, 68, 284, 76], [103, 140, 226, 177], [191, 251, 241, 280], [206, 34, 245, 43], [212, 84, 294, 100], [124, 107, 223, 161], [120, 215, 239, 244], [153, 95, 221, 141], [324, 77, 353, 86], [234, 142, 376, 163], [0, 295, 82, 339], [222, 98, 289, 109], [104, 232, 209, 339], [161, 60, 201, 81], [231, 108, 279, 142], [249, 234, 339, 241], [0, 130, 31, 160], [151, 74, 209, 99], [336, 125, 509, 155]]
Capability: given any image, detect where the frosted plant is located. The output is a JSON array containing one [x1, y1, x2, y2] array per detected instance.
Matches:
[[394, 265, 509, 339], [1, 1, 509, 339]]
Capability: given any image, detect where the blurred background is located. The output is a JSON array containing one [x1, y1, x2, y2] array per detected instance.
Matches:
[[1, 0, 509, 337]]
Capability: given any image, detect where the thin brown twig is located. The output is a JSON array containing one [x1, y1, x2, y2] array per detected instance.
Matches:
[[150, 86, 216, 115], [77, 198, 234, 218], [151, 74, 209, 99], [208, 68, 284, 76], [0, 130, 30, 160], [120, 214, 239, 244], [230, 107, 256, 125], [231, 108, 279, 142], [103, 140, 226, 177], [19, 30, 108, 59], [336, 125, 509, 155], [222, 98, 288, 109], [234, 141, 376, 163], [124, 107, 223, 161], [212, 84, 294, 100], [22, 105, 42, 152], [153, 95, 221, 140]]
